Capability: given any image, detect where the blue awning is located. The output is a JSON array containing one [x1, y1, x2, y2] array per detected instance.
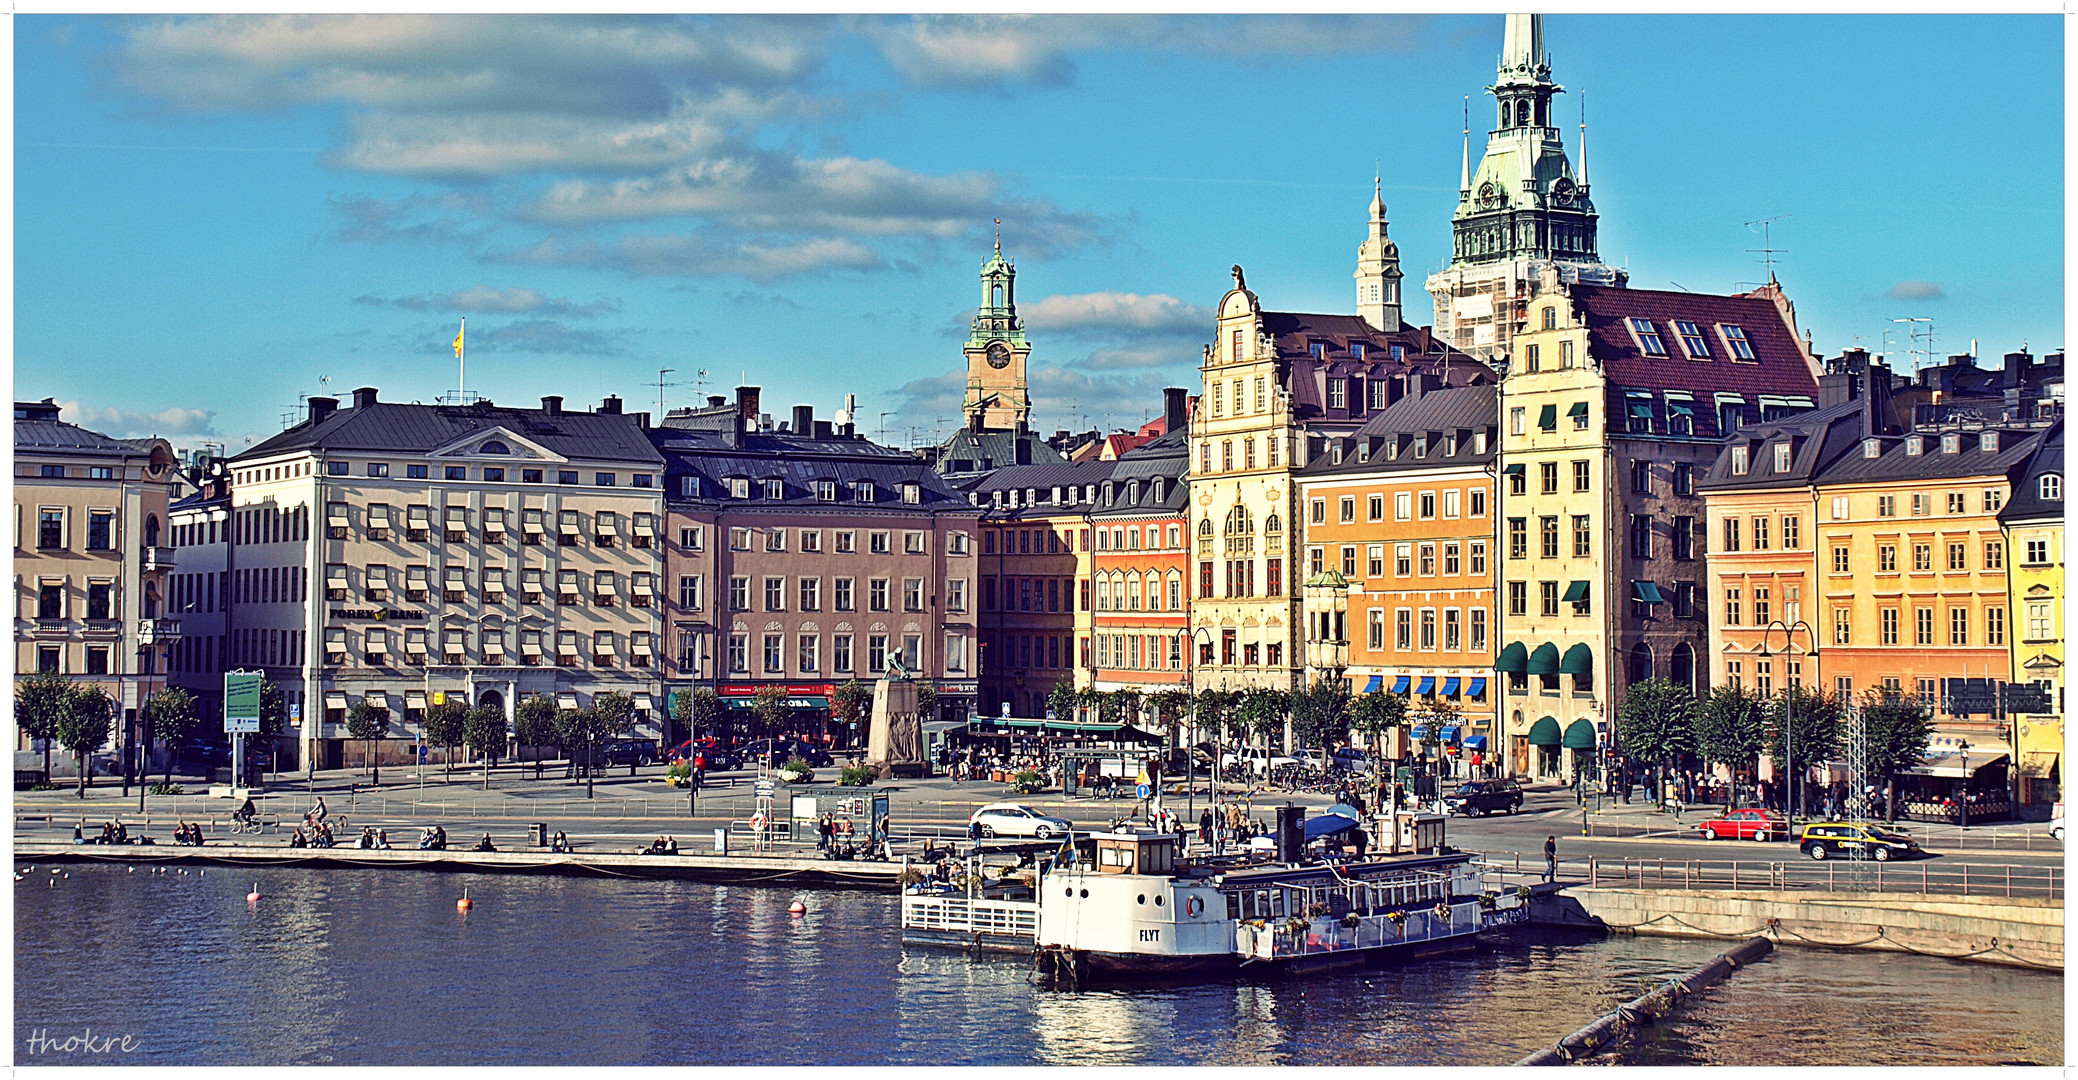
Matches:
[[1440, 726, 1461, 743], [1416, 676, 1436, 696], [1304, 812, 1360, 842], [1467, 677, 1488, 699], [1410, 725, 1431, 741], [1392, 675, 1411, 695], [1463, 735, 1489, 750], [1364, 675, 1383, 693], [1441, 676, 1461, 697]]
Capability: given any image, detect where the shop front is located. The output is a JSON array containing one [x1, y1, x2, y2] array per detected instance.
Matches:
[[1899, 749, 2013, 823]]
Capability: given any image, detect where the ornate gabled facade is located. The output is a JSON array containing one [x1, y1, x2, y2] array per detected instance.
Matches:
[[1427, 13, 1624, 365]]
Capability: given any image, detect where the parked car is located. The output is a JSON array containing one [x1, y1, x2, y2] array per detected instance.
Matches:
[[1443, 779, 1524, 816], [1330, 747, 1374, 775], [1220, 746, 1297, 777], [968, 802, 1075, 840], [1798, 822, 1921, 861], [1694, 808, 1788, 842], [597, 738, 659, 768], [669, 738, 743, 772], [760, 740, 833, 769], [2050, 802, 2065, 842]]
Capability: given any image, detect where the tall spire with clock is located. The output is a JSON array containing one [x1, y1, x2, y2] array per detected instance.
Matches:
[[962, 223, 1032, 431], [1425, 13, 1623, 363]]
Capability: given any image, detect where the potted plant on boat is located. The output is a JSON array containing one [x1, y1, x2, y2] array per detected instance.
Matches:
[[1011, 769, 1046, 794], [779, 756, 814, 784]]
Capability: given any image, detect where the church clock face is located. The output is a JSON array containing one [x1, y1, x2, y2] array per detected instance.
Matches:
[[985, 341, 1012, 369], [1478, 182, 1500, 209], [1551, 178, 1575, 205]]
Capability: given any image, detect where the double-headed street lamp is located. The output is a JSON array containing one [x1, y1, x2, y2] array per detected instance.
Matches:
[[1757, 619, 1816, 822], [1180, 625, 1218, 852]]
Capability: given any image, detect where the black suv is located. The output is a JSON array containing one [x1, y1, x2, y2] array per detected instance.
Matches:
[[1443, 779, 1523, 817], [597, 739, 659, 768]]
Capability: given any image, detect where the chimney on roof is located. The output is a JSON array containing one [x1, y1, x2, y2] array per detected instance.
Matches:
[[541, 395, 563, 415], [2004, 350, 2032, 390], [1864, 362, 1900, 437], [1015, 438, 1032, 465], [736, 386, 761, 422], [793, 405, 814, 435], [707, 395, 725, 408], [635, 411, 651, 430], [814, 420, 832, 439], [352, 386, 378, 409], [599, 395, 623, 414], [308, 396, 339, 425], [1163, 387, 1188, 435]]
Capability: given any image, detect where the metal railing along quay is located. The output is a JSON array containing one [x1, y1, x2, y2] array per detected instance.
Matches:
[[1585, 855, 2062, 900]]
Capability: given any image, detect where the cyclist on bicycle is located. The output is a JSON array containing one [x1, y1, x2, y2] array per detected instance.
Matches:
[[233, 797, 257, 823]]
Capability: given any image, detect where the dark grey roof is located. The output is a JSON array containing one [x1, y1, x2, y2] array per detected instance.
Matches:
[[235, 400, 663, 466], [651, 426, 974, 515], [930, 428, 1065, 475], [15, 419, 140, 455], [1694, 398, 1865, 493], [1252, 311, 1482, 428], [1998, 419, 2064, 524], [1809, 423, 2044, 487], [1092, 432, 1187, 519], [949, 459, 1118, 521], [1300, 384, 1498, 478]]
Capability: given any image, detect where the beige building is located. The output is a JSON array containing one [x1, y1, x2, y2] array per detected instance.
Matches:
[[226, 388, 666, 769], [14, 399, 179, 761]]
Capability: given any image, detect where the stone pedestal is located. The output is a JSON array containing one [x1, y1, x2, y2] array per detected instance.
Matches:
[[866, 679, 926, 779]]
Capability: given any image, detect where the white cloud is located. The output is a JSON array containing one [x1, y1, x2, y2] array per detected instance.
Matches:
[[528, 154, 997, 235], [377, 287, 621, 317], [463, 319, 629, 356], [1887, 280, 1946, 301], [501, 232, 881, 282], [58, 401, 217, 438], [1023, 291, 1210, 336], [886, 361, 1187, 434]]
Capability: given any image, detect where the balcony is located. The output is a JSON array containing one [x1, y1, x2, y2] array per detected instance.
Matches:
[[136, 618, 182, 644], [142, 546, 177, 572]]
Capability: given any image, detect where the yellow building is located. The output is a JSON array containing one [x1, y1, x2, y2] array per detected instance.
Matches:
[[2000, 422, 2063, 806]]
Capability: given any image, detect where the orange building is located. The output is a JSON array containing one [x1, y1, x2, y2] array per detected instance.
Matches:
[[1296, 381, 1499, 763], [1088, 431, 1190, 693]]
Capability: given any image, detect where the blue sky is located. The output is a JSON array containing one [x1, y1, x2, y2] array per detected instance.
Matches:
[[13, 13, 2063, 453]]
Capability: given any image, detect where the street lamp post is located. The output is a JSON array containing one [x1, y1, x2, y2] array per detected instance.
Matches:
[[1182, 626, 1217, 853], [1758, 619, 1815, 823], [1956, 739, 1971, 830]]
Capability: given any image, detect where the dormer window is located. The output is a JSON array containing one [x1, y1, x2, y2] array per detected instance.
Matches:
[[1474, 431, 1488, 455], [2041, 474, 2062, 501], [1357, 441, 1371, 463], [1350, 342, 1366, 360], [855, 481, 876, 503], [1864, 439, 1880, 459], [1730, 445, 1749, 476], [1386, 440, 1399, 461], [1942, 433, 1961, 455], [1413, 435, 1427, 459], [762, 479, 784, 499], [1330, 442, 1343, 465], [902, 483, 921, 505], [728, 478, 750, 499], [1906, 437, 1924, 456], [1773, 442, 1792, 472], [1327, 379, 1346, 409], [1674, 321, 1709, 359], [1310, 341, 1328, 360], [1980, 432, 1999, 453], [1444, 434, 1459, 457], [1389, 344, 1405, 362], [1151, 478, 1165, 503]]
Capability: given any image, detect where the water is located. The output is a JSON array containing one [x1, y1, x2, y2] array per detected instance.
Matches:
[[13, 866, 2062, 1066]]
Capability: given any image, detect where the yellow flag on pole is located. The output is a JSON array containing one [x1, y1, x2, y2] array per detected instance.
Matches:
[[452, 321, 465, 359]]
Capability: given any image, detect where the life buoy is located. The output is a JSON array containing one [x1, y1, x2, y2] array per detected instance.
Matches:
[[1185, 896, 1204, 917], [750, 812, 767, 833]]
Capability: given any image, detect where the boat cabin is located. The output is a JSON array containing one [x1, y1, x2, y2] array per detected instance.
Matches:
[[1093, 830, 1177, 876]]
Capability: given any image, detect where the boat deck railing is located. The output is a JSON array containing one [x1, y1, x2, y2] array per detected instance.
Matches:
[[1238, 896, 1504, 961], [901, 893, 1040, 939]]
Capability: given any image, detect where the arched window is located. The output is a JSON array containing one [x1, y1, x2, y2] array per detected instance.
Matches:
[[1515, 100, 1530, 127], [1629, 644, 1654, 686], [144, 515, 160, 548], [479, 440, 511, 455], [1671, 643, 1696, 692]]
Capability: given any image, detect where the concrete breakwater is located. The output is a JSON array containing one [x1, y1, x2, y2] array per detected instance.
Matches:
[[12, 840, 902, 889], [1515, 936, 1774, 1066], [1532, 886, 2062, 970]]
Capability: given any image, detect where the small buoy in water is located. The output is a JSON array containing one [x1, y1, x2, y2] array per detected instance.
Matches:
[[457, 890, 473, 911], [50, 868, 61, 874], [127, 867, 135, 873], [247, 883, 262, 903], [788, 900, 807, 916]]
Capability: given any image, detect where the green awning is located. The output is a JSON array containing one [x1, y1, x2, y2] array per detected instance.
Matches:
[[1503, 463, 1525, 476], [1634, 581, 1665, 604], [1559, 643, 1594, 675], [1562, 718, 1598, 750], [1561, 580, 1590, 603], [1527, 716, 1562, 746], [1527, 643, 1560, 675], [1496, 641, 1529, 673], [1567, 401, 1590, 417], [1666, 400, 1695, 416], [1538, 404, 1558, 430]]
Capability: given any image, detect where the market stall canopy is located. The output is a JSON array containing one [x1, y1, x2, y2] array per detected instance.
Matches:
[[1304, 811, 1361, 841], [1562, 718, 1598, 750], [1903, 751, 2010, 778], [1527, 716, 1562, 746]]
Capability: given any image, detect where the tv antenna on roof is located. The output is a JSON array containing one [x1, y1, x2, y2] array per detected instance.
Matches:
[[1744, 216, 1789, 284], [1893, 317, 1936, 373]]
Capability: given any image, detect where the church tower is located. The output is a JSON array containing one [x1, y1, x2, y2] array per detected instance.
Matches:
[[1425, 13, 1623, 364], [961, 232, 1032, 431], [1354, 178, 1403, 332]]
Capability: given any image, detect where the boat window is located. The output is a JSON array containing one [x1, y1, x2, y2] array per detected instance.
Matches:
[[1226, 892, 1242, 920]]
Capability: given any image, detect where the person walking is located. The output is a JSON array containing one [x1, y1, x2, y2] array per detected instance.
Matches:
[[1543, 834, 1558, 883]]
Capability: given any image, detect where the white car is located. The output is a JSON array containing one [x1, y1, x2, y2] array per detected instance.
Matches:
[[2050, 802, 2065, 842], [1221, 746, 1299, 777], [969, 803, 1074, 840]]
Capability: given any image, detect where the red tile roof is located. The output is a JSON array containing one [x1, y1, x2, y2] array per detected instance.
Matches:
[[1570, 283, 1820, 398]]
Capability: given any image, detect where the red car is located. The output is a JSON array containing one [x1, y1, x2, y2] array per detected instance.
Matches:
[[1694, 808, 1788, 842]]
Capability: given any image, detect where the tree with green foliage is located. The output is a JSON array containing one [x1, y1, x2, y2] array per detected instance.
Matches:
[[831, 680, 870, 748], [422, 701, 468, 781], [56, 685, 113, 798], [463, 704, 507, 789], [1616, 678, 1697, 805], [345, 699, 391, 786], [251, 679, 290, 781], [1289, 678, 1351, 754], [515, 694, 560, 780], [17, 671, 73, 782], [1238, 688, 1289, 747], [1148, 689, 1194, 744], [554, 707, 608, 797], [142, 686, 201, 787], [593, 691, 638, 775], [1767, 686, 1845, 815], [914, 681, 938, 723], [1099, 688, 1144, 727], [1858, 692, 1934, 822], [1045, 680, 1080, 724], [1348, 689, 1407, 758], [750, 685, 790, 743], [1693, 685, 1768, 778]]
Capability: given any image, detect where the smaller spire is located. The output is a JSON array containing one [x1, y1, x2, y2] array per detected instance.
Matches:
[[1578, 91, 1589, 187], [1370, 174, 1385, 222], [1459, 95, 1471, 193], [993, 218, 1001, 254]]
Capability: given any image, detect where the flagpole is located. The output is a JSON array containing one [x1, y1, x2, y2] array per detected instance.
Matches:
[[455, 319, 466, 403]]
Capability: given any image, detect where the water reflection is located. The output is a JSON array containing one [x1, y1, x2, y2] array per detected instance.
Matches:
[[14, 868, 2062, 1066]]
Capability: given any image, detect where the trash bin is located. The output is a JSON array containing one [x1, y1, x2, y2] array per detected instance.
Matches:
[[531, 823, 548, 848], [714, 828, 730, 855]]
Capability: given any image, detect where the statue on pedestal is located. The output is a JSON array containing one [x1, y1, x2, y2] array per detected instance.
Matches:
[[866, 657, 926, 779]]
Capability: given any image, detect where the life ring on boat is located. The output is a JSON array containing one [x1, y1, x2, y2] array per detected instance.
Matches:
[[1185, 896, 1204, 917], [750, 811, 767, 833]]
